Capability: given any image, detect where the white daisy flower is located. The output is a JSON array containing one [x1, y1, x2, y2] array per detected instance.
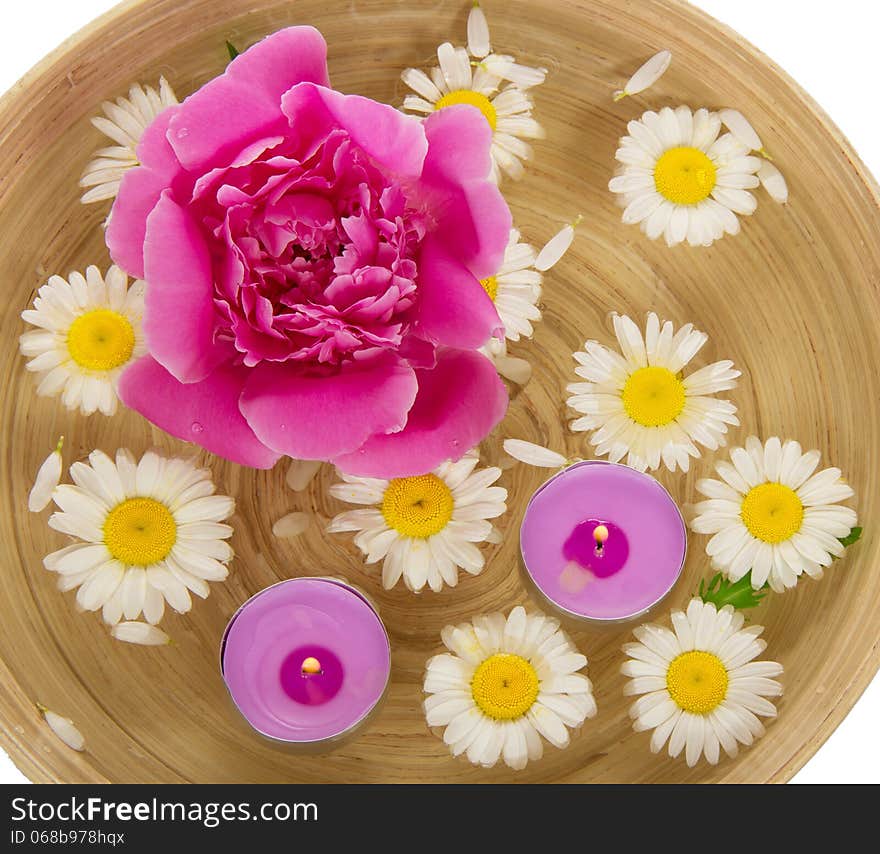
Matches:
[[622, 598, 783, 767], [79, 77, 178, 204], [43, 449, 235, 626], [424, 606, 597, 770], [567, 312, 740, 473], [689, 436, 858, 592], [400, 4, 546, 182], [327, 451, 507, 593], [19, 266, 146, 417], [609, 105, 762, 247]]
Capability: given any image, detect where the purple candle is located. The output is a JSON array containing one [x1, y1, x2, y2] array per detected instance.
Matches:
[[520, 461, 686, 622], [221, 577, 390, 744]]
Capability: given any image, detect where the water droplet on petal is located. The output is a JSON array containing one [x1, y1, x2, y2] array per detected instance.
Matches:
[[191, 422, 204, 434]]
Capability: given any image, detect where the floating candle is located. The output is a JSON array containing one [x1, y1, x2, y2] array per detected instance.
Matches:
[[520, 461, 686, 622], [221, 577, 390, 745]]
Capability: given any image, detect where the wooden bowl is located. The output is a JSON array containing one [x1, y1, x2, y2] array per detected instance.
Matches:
[[1, 0, 878, 783]]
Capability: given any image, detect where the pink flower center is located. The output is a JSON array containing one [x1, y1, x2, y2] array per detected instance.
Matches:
[[193, 129, 427, 368]]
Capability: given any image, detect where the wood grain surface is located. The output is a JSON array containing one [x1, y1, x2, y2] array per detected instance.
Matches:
[[0, 0, 878, 783]]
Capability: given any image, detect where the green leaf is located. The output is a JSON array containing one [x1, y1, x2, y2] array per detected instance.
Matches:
[[226, 40, 240, 62], [698, 571, 768, 611], [839, 526, 862, 548]]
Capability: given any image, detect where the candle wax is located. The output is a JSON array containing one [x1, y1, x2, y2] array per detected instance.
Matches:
[[222, 578, 390, 743], [563, 518, 629, 578], [521, 461, 686, 621]]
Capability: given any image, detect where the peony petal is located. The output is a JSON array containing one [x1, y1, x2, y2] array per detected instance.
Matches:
[[420, 106, 512, 279], [119, 356, 280, 468], [167, 27, 330, 172], [414, 235, 502, 349], [333, 349, 508, 478], [281, 82, 428, 179], [142, 191, 226, 383], [241, 352, 418, 461]]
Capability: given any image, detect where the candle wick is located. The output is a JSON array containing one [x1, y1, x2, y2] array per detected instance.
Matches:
[[301, 656, 322, 676]]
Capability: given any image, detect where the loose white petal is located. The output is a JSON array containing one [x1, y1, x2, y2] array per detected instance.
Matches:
[[534, 217, 581, 271], [467, 2, 491, 59], [719, 108, 763, 152], [493, 355, 532, 385], [757, 159, 788, 203], [40, 707, 85, 751], [285, 458, 323, 492], [503, 439, 568, 468], [614, 50, 672, 100], [272, 511, 311, 539], [28, 437, 63, 512], [111, 621, 171, 646]]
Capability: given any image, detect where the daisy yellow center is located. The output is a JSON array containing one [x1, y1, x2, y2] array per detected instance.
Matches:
[[67, 309, 135, 372], [740, 482, 804, 544], [471, 654, 539, 720], [480, 275, 498, 301], [666, 651, 728, 714], [435, 89, 497, 131], [654, 146, 717, 206], [103, 498, 177, 566], [621, 366, 686, 427], [381, 474, 454, 538]]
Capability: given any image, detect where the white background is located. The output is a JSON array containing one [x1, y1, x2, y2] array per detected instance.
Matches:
[[0, 0, 877, 784]]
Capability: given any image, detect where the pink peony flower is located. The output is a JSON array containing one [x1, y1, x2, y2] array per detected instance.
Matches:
[[108, 27, 511, 476]]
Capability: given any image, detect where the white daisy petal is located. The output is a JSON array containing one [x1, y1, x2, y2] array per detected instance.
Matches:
[[534, 221, 578, 271], [111, 621, 171, 646], [719, 108, 763, 151], [272, 511, 310, 539], [40, 708, 85, 751], [615, 50, 672, 100], [285, 459, 323, 492], [757, 159, 788, 203], [29, 438, 64, 512], [467, 2, 491, 59], [503, 438, 567, 468]]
